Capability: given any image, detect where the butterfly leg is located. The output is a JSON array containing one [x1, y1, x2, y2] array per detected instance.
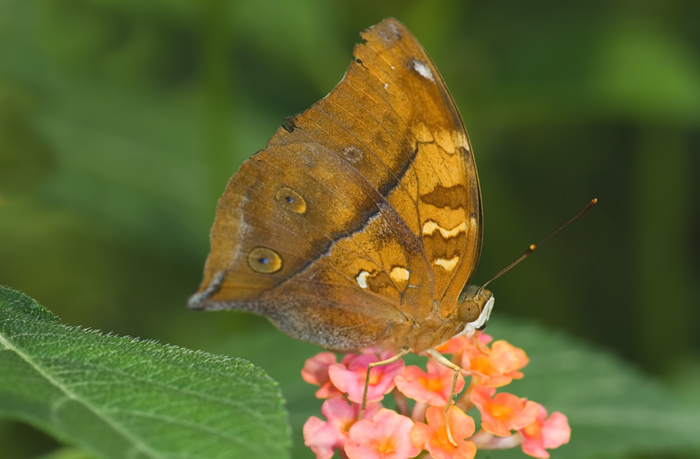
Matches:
[[427, 349, 462, 447], [359, 348, 410, 419]]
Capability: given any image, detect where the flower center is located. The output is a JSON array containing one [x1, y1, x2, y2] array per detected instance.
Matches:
[[368, 372, 381, 385], [490, 403, 513, 419], [523, 422, 542, 438], [376, 438, 396, 454], [422, 376, 444, 392]]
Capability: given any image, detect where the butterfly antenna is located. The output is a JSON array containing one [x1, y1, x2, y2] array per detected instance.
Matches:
[[477, 198, 597, 296]]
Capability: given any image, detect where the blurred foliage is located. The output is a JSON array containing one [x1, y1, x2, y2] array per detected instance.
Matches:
[[0, 0, 698, 457]]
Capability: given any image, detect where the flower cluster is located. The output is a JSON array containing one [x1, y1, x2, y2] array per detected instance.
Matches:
[[302, 332, 570, 459]]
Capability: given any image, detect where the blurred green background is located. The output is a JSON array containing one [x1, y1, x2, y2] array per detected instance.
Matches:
[[1, 0, 699, 458]]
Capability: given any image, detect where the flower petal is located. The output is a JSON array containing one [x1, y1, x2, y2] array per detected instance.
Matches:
[[411, 406, 476, 459], [329, 353, 404, 404], [519, 404, 571, 458], [303, 397, 380, 459], [471, 386, 538, 436], [302, 352, 342, 398], [346, 409, 420, 459], [395, 359, 465, 406]]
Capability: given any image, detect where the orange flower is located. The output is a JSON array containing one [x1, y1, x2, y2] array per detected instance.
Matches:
[[489, 340, 529, 377], [411, 406, 476, 459], [395, 358, 465, 406], [470, 385, 539, 436], [436, 332, 493, 355], [463, 340, 528, 387]]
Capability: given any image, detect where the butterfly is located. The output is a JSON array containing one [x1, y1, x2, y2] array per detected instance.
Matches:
[[189, 18, 494, 359]]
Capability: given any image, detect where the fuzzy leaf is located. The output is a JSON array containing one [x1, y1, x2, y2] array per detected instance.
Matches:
[[0, 286, 290, 459]]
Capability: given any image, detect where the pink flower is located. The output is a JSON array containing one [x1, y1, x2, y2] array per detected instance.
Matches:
[[345, 408, 421, 459], [471, 385, 539, 437], [329, 352, 404, 404], [411, 406, 477, 459], [519, 403, 571, 458], [395, 358, 465, 406], [303, 397, 380, 459], [301, 335, 571, 459], [302, 352, 343, 399]]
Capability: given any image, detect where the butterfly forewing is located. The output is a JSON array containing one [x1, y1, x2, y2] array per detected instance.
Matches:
[[357, 20, 483, 313]]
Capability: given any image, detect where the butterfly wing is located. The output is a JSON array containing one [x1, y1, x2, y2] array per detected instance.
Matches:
[[189, 18, 482, 351], [357, 19, 483, 314]]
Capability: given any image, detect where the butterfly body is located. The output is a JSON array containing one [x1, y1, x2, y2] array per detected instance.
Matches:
[[189, 18, 494, 354]]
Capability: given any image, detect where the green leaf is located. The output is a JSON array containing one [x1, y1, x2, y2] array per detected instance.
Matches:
[[37, 447, 97, 459], [0, 286, 291, 459]]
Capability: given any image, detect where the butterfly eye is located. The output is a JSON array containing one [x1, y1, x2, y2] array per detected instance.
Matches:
[[247, 247, 283, 274], [276, 187, 306, 214], [457, 300, 481, 324]]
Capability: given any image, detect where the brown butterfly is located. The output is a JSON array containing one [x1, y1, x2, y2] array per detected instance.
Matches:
[[189, 18, 493, 359]]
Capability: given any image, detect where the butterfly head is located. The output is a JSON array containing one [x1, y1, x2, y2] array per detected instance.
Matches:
[[457, 285, 494, 333]]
